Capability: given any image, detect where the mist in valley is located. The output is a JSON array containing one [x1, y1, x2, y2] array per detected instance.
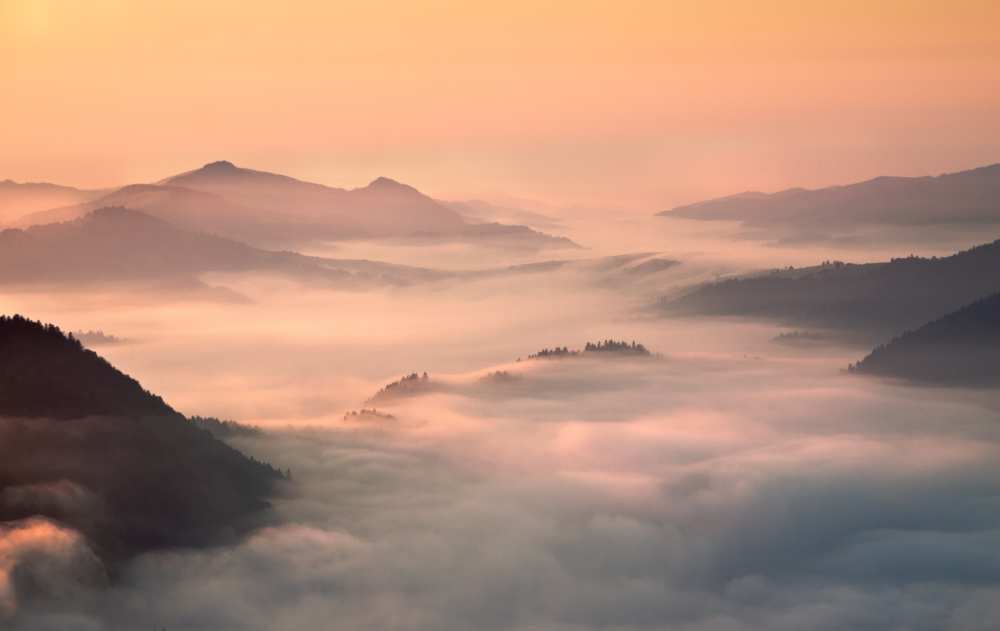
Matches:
[[5, 2, 1000, 628], [4, 209, 1000, 629]]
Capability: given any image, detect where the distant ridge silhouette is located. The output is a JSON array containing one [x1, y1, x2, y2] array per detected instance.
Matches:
[[13, 160, 579, 249], [660, 162, 1000, 239]]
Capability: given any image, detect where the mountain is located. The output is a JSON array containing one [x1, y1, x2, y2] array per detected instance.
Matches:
[[0, 179, 102, 225], [159, 161, 467, 238], [17, 183, 261, 240], [17, 161, 579, 249], [0, 316, 171, 419], [0, 315, 283, 566], [659, 163, 1000, 239], [850, 293, 1000, 386], [661, 239, 1000, 338], [0, 206, 444, 289]]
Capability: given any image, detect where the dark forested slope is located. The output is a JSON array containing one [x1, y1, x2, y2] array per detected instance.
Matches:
[[0, 315, 283, 567], [662, 239, 1000, 338], [850, 293, 1000, 386]]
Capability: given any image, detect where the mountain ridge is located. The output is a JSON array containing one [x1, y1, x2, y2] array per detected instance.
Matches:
[[0, 206, 450, 290], [659, 162, 1000, 234], [13, 160, 579, 250], [850, 292, 1000, 386], [662, 237, 1000, 338]]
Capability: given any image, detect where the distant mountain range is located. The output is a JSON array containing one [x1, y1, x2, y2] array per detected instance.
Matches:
[[0, 203, 681, 300], [0, 315, 283, 566], [11, 160, 578, 250], [0, 179, 103, 224], [662, 238, 1000, 339], [659, 162, 1000, 242], [850, 293, 1000, 386], [0, 206, 447, 290]]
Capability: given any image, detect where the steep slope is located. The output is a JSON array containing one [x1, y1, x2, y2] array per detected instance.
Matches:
[[0, 316, 171, 419], [0, 315, 283, 566], [850, 293, 1000, 386], [662, 239, 1000, 338], [660, 162, 1000, 231]]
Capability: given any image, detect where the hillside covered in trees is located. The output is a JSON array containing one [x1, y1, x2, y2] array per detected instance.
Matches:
[[0, 315, 284, 568], [366, 372, 435, 404], [0, 315, 172, 418], [850, 293, 1000, 386], [524, 339, 654, 360], [662, 239, 1000, 338]]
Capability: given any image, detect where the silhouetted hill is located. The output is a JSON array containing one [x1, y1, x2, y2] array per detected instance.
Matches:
[[17, 183, 263, 240], [366, 372, 436, 404], [0, 179, 102, 225], [661, 163, 1000, 230], [0, 315, 283, 568], [0, 315, 171, 419], [524, 340, 654, 360], [160, 161, 465, 235], [662, 239, 1000, 338], [16, 161, 580, 249], [850, 293, 1000, 386], [0, 206, 443, 289]]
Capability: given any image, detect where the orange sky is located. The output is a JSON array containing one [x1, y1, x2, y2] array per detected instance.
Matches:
[[2, 0, 999, 209]]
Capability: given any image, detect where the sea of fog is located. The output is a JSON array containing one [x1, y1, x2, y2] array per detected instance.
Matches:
[[3, 214, 999, 630]]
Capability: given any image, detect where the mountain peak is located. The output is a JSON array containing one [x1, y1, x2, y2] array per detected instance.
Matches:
[[368, 176, 410, 190], [201, 160, 238, 172]]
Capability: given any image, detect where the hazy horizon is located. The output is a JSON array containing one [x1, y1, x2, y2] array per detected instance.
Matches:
[[4, 1, 1000, 210]]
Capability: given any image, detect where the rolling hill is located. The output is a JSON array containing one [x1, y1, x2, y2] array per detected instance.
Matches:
[[662, 238, 1000, 338], [659, 162, 1000, 243], [0, 179, 102, 225], [0, 206, 445, 289]]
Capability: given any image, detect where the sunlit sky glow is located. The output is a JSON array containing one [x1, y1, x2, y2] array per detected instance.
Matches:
[[2, 0, 999, 208]]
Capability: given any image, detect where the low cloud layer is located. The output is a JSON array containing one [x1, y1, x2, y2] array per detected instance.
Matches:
[[3, 230, 1000, 630], [8, 331, 1000, 630]]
